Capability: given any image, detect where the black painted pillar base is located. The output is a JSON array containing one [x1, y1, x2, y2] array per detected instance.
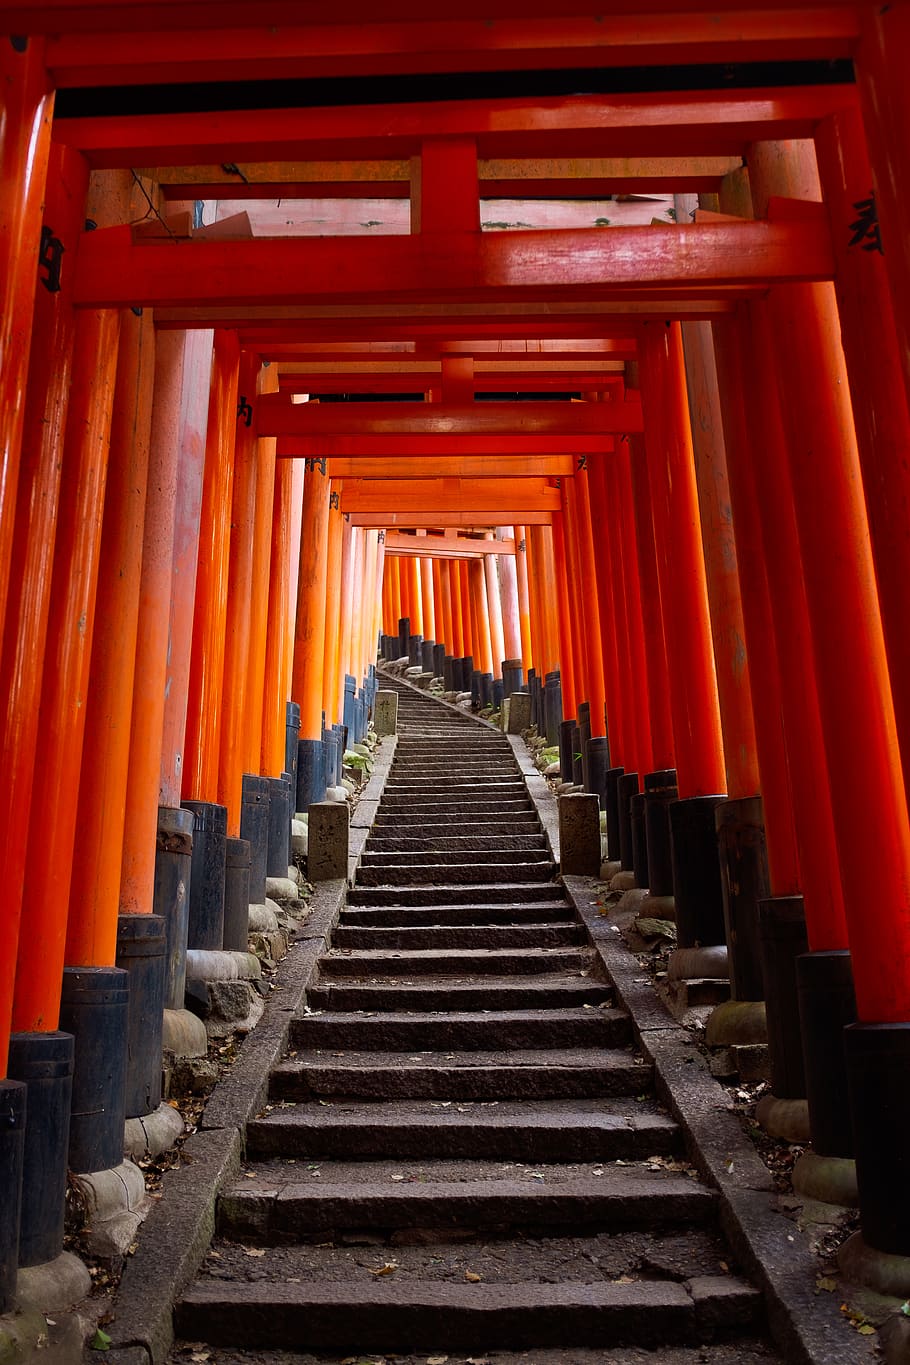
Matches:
[[845, 1021, 910, 1256], [492, 678, 505, 707], [297, 737, 327, 811], [577, 702, 592, 791], [322, 729, 340, 792], [502, 658, 523, 696], [154, 805, 194, 1011], [669, 794, 727, 948], [116, 914, 167, 1118], [604, 766, 625, 864], [758, 896, 809, 1099], [7, 1032, 72, 1268], [797, 949, 856, 1157], [471, 669, 482, 708], [59, 966, 129, 1174], [571, 722, 583, 786], [544, 671, 562, 747], [617, 772, 640, 873], [266, 776, 292, 878], [408, 633, 423, 667], [643, 770, 677, 897], [630, 792, 649, 888], [223, 837, 252, 952], [343, 675, 356, 736], [433, 642, 446, 677], [421, 639, 435, 673], [397, 616, 410, 660], [558, 720, 575, 787], [586, 736, 611, 810], [443, 656, 455, 691], [0, 1078, 26, 1311], [481, 673, 493, 707], [716, 795, 769, 1002], [241, 774, 270, 905], [181, 800, 227, 951], [285, 701, 301, 784]]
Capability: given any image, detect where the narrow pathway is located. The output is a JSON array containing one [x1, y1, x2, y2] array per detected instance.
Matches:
[[173, 679, 776, 1361]]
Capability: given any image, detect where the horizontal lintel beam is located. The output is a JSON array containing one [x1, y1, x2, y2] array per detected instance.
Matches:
[[276, 434, 627, 457], [341, 476, 561, 513], [385, 533, 515, 559], [351, 510, 553, 528], [326, 454, 578, 479], [259, 398, 641, 438]]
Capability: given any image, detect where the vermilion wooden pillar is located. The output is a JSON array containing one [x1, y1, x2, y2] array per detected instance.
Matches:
[[470, 557, 494, 677], [614, 443, 654, 776], [183, 330, 240, 801], [217, 351, 261, 834], [712, 313, 800, 899], [854, 1, 910, 415], [449, 554, 465, 657], [406, 556, 422, 637], [497, 528, 522, 669], [22, 297, 121, 960], [814, 107, 910, 796], [2, 145, 87, 1048], [523, 528, 545, 677], [362, 529, 380, 682], [680, 320, 759, 801], [628, 435, 675, 772], [639, 323, 725, 799], [388, 553, 402, 637], [243, 363, 278, 777], [514, 527, 534, 676], [322, 486, 345, 727], [531, 524, 560, 678], [158, 331, 215, 805], [591, 452, 631, 766], [262, 453, 293, 778], [572, 471, 607, 739], [483, 539, 506, 683], [420, 556, 435, 642], [560, 479, 591, 716], [550, 513, 577, 719], [336, 519, 355, 724], [293, 458, 331, 741], [0, 37, 53, 641]]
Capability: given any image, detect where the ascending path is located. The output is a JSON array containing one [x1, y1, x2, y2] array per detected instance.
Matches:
[[174, 679, 776, 1362]]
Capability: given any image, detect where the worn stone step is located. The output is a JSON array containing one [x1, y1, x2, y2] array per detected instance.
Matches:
[[331, 924, 586, 952], [289, 1006, 628, 1051], [245, 1096, 681, 1161], [217, 1168, 712, 1240], [360, 849, 552, 869], [355, 862, 558, 887], [383, 778, 527, 790], [372, 816, 544, 834], [374, 800, 537, 817], [365, 834, 547, 853], [339, 902, 574, 927], [306, 976, 614, 1012], [346, 882, 564, 906], [318, 946, 591, 978], [269, 1048, 651, 1101], [390, 762, 518, 774], [177, 1275, 759, 1353]]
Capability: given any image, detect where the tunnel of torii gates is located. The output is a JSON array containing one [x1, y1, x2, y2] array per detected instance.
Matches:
[[4, 0, 910, 1317]]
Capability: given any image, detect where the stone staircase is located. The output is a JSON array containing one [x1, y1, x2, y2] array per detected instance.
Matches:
[[172, 678, 774, 1360]]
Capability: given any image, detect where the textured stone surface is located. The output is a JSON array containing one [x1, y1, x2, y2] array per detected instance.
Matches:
[[307, 800, 349, 881], [559, 792, 602, 876]]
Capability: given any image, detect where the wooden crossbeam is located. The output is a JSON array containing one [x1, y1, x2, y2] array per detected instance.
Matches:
[[72, 220, 834, 312], [273, 339, 638, 359], [258, 398, 641, 438], [326, 454, 578, 479], [341, 476, 561, 513], [385, 533, 515, 559], [277, 434, 624, 457], [350, 510, 553, 528], [55, 88, 857, 167], [276, 368, 625, 393]]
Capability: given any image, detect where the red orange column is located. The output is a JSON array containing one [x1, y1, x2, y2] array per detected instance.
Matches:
[[243, 362, 278, 777], [514, 528, 534, 676], [262, 452, 294, 779], [292, 457, 331, 805]]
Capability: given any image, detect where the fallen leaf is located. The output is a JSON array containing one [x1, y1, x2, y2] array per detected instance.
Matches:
[[390, 1173, 406, 1182], [615, 1275, 635, 1284], [427, 1357, 449, 1363], [857, 1325, 876, 1335], [465, 1270, 482, 1283], [370, 1261, 399, 1276], [90, 1329, 111, 1352], [815, 1276, 837, 1293], [243, 1248, 266, 1258]]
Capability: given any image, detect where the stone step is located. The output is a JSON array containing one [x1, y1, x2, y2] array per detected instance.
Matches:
[[306, 976, 614, 1012], [346, 882, 565, 906], [373, 800, 537, 817], [269, 1048, 651, 1101], [245, 1096, 681, 1162], [355, 862, 558, 887], [383, 776, 526, 788], [318, 946, 592, 978], [177, 1275, 760, 1353], [372, 817, 544, 834], [359, 851, 553, 871], [365, 834, 547, 853], [331, 924, 586, 952], [217, 1168, 713, 1240], [339, 902, 574, 926], [289, 1006, 628, 1051]]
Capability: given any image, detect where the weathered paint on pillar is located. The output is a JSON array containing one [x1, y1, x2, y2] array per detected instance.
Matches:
[[420, 555, 435, 641], [406, 555, 422, 636], [628, 433, 675, 771], [815, 106, 910, 796], [572, 473, 608, 739], [449, 553, 465, 657], [159, 330, 214, 806], [183, 330, 240, 801], [0, 37, 53, 639], [16, 303, 121, 1005], [459, 559, 473, 660], [639, 322, 725, 798], [586, 454, 626, 762], [217, 350, 261, 834], [680, 318, 759, 800], [550, 512, 577, 719], [483, 538, 506, 682], [322, 485, 345, 727], [470, 557, 494, 676], [497, 527, 522, 665], [336, 518, 355, 722]]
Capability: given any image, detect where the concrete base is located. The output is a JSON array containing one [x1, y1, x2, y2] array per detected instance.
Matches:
[[291, 818, 308, 859], [15, 1250, 90, 1312], [610, 870, 638, 892], [123, 1100, 185, 1161], [184, 950, 264, 1038], [599, 859, 622, 882], [325, 785, 349, 803], [265, 875, 299, 906], [754, 1093, 811, 1142], [838, 1231, 910, 1298], [880, 1310, 910, 1364], [667, 944, 729, 981], [792, 1151, 858, 1208], [248, 902, 280, 933], [705, 998, 767, 1048], [636, 891, 676, 921], [71, 1160, 151, 1259], [184, 949, 262, 983], [161, 1007, 208, 1059]]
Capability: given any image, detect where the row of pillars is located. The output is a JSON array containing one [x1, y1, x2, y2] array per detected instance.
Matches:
[[0, 97, 384, 1307]]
